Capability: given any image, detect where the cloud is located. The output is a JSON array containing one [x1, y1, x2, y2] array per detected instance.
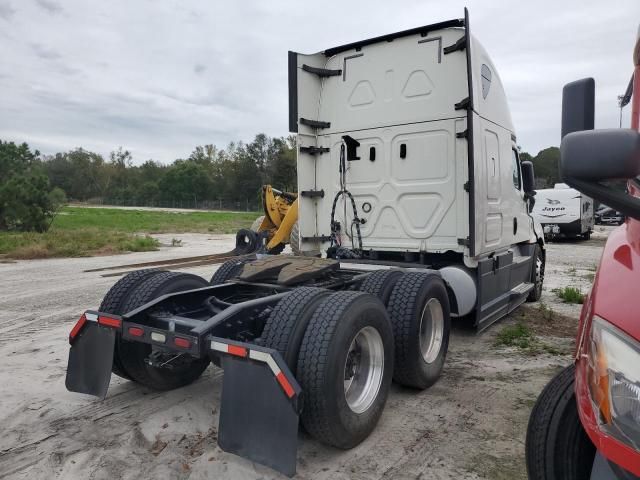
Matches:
[[31, 43, 61, 59], [0, 1, 15, 20], [34, 0, 62, 14], [0, 0, 638, 163]]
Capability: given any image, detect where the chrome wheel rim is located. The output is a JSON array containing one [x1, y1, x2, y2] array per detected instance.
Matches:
[[343, 326, 384, 414], [419, 298, 444, 364]]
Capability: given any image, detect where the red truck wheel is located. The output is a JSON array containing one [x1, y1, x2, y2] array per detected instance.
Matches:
[[526, 364, 595, 479]]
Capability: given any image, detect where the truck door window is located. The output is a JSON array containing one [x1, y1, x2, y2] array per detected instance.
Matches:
[[511, 149, 521, 190]]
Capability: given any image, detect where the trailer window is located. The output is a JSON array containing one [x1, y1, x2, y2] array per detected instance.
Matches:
[[511, 150, 521, 190]]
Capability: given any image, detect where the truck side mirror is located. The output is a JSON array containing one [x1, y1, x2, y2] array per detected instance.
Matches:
[[521, 161, 535, 194], [561, 129, 640, 221], [521, 161, 536, 213], [561, 129, 640, 181], [561, 78, 595, 139]]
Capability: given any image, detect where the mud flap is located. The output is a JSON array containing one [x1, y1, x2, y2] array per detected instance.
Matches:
[[216, 344, 301, 477], [65, 320, 115, 399]]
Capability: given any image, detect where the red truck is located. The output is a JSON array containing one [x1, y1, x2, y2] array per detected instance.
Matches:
[[525, 31, 640, 479]]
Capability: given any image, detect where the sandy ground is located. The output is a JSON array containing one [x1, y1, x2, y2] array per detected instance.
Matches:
[[0, 227, 616, 479]]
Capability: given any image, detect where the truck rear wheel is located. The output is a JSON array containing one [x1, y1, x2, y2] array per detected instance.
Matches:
[[117, 272, 211, 391], [260, 287, 331, 370], [98, 268, 164, 380], [297, 291, 393, 449], [358, 269, 404, 306], [387, 272, 450, 389], [525, 365, 595, 479]]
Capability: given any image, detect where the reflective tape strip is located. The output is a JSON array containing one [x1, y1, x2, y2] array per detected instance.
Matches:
[[211, 340, 228, 353], [211, 340, 296, 399], [211, 341, 247, 357], [275, 371, 295, 399], [249, 349, 281, 377]]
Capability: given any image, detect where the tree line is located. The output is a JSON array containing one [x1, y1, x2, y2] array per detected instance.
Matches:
[[42, 133, 297, 208], [1, 134, 564, 233]]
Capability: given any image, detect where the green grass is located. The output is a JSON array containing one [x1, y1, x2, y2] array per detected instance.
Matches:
[[495, 322, 565, 356], [552, 286, 585, 304], [54, 206, 258, 234], [0, 206, 257, 259], [496, 323, 535, 349]]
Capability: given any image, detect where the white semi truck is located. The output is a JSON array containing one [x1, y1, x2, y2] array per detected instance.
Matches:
[[292, 9, 546, 329], [532, 183, 594, 240], [66, 9, 546, 477]]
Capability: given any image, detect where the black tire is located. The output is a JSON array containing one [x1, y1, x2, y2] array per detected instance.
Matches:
[[527, 244, 545, 302], [359, 269, 404, 307], [235, 228, 259, 255], [210, 256, 253, 284], [582, 231, 591, 240], [267, 243, 285, 255], [333, 247, 360, 259], [260, 287, 331, 370], [117, 272, 211, 391], [526, 365, 595, 479], [387, 272, 450, 389], [98, 268, 164, 379], [289, 221, 301, 256], [297, 291, 393, 449]]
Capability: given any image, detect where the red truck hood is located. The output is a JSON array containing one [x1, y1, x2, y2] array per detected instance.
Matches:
[[592, 217, 640, 341]]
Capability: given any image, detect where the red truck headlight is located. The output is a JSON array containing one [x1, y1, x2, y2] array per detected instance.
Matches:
[[588, 316, 640, 450]]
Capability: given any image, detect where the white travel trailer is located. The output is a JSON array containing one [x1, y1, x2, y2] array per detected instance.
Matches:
[[531, 183, 594, 240], [289, 8, 546, 330]]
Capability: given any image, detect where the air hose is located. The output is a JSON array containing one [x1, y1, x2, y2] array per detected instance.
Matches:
[[329, 143, 363, 257]]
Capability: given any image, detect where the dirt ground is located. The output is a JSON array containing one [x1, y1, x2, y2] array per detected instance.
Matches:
[[0, 227, 615, 480]]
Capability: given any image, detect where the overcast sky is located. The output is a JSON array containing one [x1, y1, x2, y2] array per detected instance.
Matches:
[[0, 0, 638, 164]]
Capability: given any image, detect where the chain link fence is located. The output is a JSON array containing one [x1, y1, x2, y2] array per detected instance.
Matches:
[[81, 198, 262, 212]]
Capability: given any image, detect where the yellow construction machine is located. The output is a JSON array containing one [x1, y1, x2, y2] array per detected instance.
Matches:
[[240, 185, 300, 255]]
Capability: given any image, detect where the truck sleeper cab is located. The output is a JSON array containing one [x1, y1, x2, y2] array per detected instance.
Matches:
[[66, 9, 545, 477], [290, 8, 545, 330]]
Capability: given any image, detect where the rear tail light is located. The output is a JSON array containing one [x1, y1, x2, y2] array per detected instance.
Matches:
[[128, 327, 144, 337], [174, 337, 191, 349], [98, 315, 122, 329]]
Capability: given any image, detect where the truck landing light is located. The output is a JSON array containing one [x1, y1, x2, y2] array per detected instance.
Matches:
[[128, 327, 144, 337], [174, 337, 191, 349], [68, 314, 87, 344], [98, 315, 122, 329], [150, 332, 166, 344]]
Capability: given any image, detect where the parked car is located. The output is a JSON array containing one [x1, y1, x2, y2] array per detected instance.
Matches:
[[597, 208, 626, 226], [525, 30, 640, 480]]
